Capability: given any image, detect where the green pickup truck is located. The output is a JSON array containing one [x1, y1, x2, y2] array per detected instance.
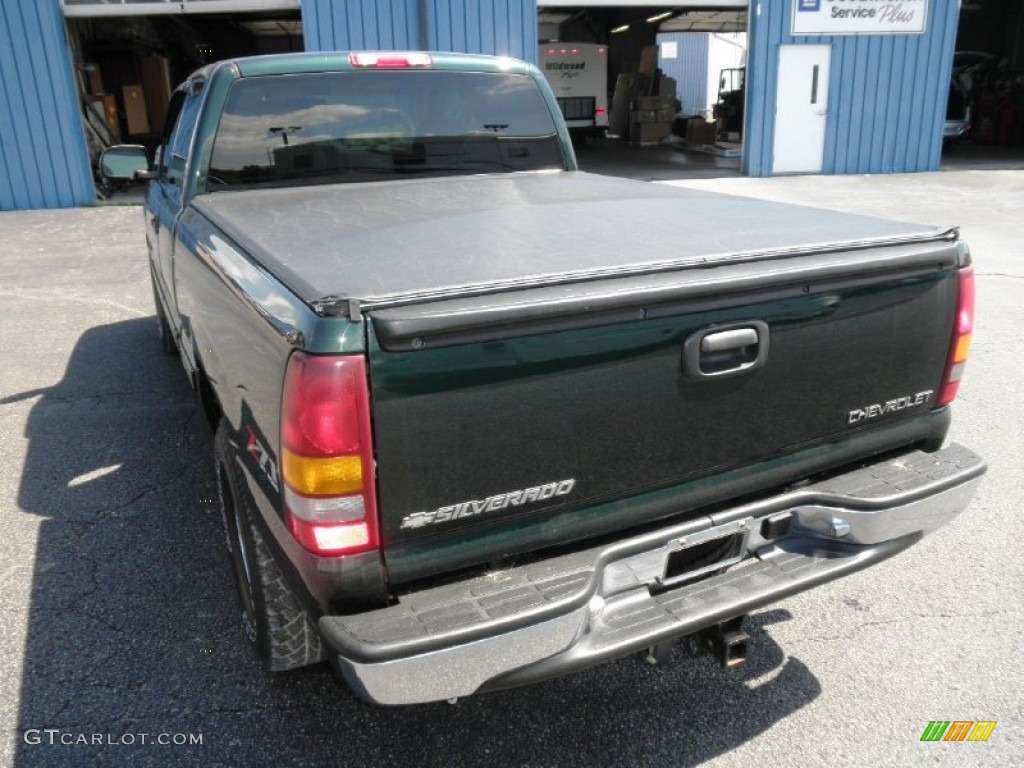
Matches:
[[107, 51, 984, 705]]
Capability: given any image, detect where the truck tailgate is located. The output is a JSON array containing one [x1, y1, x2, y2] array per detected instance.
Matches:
[[366, 237, 962, 584]]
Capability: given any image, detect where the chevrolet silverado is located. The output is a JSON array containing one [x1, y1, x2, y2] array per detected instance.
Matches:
[[105, 51, 985, 705]]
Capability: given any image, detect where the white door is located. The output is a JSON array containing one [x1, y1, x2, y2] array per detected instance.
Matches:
[[772, 45, 831, 174]]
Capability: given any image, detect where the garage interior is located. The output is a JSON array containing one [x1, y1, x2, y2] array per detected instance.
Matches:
[[64, 0, 1024, 201], [65, 6, 302, 176], [945, 0, 1024, 163], [538, 2, 748, 179]]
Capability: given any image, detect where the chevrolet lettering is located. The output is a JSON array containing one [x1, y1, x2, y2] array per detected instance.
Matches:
[[848, 390, 935, 425]]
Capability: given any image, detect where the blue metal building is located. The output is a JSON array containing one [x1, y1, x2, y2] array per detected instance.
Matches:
[[303, 0, 536, 60], [0, 0, 963, 211], [0, 0, 95, 210], [743, 0, 960, 176]]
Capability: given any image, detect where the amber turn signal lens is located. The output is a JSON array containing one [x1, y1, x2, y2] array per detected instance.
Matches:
[[282, 449, 362, 496]]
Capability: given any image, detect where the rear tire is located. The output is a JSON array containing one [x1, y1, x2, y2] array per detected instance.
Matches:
[[215, 420, 325, 671]]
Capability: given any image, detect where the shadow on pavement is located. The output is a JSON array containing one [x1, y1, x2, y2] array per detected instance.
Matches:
[[12, 317, 221, 765], [13, 318, 820, 767], [575, 136, 742, 182]]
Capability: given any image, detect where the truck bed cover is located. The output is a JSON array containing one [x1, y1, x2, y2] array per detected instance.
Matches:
[[192, 171, 954, 314]]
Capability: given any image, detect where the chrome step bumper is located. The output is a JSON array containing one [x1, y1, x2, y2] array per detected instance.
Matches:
[[319, 444, 985, 705]]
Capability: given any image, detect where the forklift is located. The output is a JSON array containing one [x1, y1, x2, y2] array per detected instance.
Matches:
[[713, 67, 745, 138]]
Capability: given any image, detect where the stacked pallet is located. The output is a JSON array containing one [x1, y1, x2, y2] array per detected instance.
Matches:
[[630, 94, 679, 145]]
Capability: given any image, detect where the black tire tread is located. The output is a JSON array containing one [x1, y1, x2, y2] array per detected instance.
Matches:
[[215, 421, 325, 671], [248, 515, 326, 671]]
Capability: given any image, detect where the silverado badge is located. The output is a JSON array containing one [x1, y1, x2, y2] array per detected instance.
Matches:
[[400, 479, 576, 530]]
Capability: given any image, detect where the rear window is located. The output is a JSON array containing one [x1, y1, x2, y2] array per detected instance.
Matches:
[[207, 70, 565, 190]]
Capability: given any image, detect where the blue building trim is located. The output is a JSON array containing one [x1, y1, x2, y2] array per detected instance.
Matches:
[[302, 0, 419, 52], [0, 0, 93, 210], [743, 0, 960, 176], [429, 0, 537, 63], [303, 0, 536, 64]]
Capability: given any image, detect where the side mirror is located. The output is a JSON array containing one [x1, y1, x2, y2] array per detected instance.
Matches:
[[99, 145, 152, 181]]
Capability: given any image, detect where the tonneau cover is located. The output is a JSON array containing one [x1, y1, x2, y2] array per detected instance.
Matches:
[[192, 171, 949, 311]]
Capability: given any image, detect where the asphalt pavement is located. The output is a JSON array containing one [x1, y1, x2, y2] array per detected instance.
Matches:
[[1, 168, 1021, 767]]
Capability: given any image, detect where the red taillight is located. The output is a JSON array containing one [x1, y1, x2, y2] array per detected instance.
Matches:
[[281, 352, 378, 556], [937, 266, 975, 406], [349, 52, 432, 69], [595, 107, 607, 117]]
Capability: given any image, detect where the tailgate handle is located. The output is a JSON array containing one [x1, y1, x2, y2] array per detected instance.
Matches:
[[701, 328, 758, 353], [683, 321, 770, 380]]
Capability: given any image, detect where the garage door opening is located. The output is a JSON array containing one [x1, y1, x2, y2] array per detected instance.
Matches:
[[63, 2, 302, 199], [941, 0, 1024, 170], [538, 3, 748, 181]]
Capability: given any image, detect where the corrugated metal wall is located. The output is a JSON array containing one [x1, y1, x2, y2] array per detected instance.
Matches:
[[429, 0, 536, 62], [744, 0, 961, 176], [657, 33, 709, 117], [303, 0, 537, 64], [302, 0, 419, 51], [0, 0, 94, 210]]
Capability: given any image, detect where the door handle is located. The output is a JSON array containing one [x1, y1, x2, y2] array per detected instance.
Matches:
[[682, 321, 770, 379]]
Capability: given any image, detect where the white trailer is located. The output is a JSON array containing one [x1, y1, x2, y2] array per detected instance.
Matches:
[[538, 43, 609, 134]]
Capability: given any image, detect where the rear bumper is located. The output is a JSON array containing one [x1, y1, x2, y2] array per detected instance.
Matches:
[[319, 444, 984, 705]]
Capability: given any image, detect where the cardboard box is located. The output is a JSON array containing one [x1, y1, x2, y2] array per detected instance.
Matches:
[[139, 56, 172, 132], [610, 72, 649, 137], [631, 121, 672, 144], [685, 117, 718, 145], [636, 94, 676, 110], [631, 109, 659, 124], [639, 45, 658, 76], [91, 94, 120, 142], [122, 84, 150, 135], [656, 107, 675, 122], [82, 64, 104, 95]]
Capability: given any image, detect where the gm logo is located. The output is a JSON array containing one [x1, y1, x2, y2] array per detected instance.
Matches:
[[798, 0, 821, 11]]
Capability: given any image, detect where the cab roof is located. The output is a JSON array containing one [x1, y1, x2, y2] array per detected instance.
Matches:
[[223, 51, 534, 78]]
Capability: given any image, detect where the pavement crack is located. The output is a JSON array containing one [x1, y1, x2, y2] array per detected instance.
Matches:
[[7, 390, 193, 411], [179, 404, 200, 446], [792, 607, 1022, 645], [0, 287, 149, 317], [977, 271, 1024, 280]]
